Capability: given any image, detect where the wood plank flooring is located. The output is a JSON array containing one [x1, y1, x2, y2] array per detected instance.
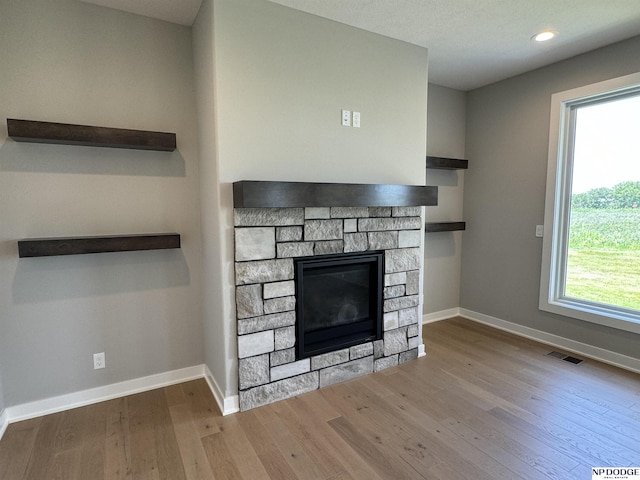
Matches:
[[1, 317, 639, 479]]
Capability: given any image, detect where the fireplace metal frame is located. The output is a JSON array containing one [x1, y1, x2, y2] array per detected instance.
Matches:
[[294, 251, 384, 359]]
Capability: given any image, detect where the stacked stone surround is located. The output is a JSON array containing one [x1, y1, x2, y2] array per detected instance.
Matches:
[[234, 206, 423, 411]]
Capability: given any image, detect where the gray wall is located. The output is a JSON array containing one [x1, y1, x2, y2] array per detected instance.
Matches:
[[192, 0, 232, 400], [0, 372, 4, 416], [0, 0, 203, 406], [424, 84, 466, 315], [193, 0, 429, 398], [462, 35, 640, 359]]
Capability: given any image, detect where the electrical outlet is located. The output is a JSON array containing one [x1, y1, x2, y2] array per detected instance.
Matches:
[[341, 109, 351, 127], [93, 352, 105, 370], [535, 225, 544, 237]]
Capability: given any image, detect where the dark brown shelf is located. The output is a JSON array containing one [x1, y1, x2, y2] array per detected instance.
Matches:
[[425, 222, 466, 233], [233, 181, 438, 208], [426, 156, 468, 170], [18, 233, 180, 258], [7, 119, 176, 151]]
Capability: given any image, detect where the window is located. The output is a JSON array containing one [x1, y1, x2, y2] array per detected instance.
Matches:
[[540, 72, 640, 334]]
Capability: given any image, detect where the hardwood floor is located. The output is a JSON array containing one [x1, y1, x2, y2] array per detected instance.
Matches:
[[1, 317, 639, 479]]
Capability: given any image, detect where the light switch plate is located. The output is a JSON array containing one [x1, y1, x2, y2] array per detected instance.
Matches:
[[352, 111, 361, 128]]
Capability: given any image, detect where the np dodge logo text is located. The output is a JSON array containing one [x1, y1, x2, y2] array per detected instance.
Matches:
[[592, 467, 640, 479]]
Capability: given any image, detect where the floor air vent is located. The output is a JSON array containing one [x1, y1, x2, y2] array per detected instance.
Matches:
[[562, 356, 584, 365], [546, 351, 584, 365]]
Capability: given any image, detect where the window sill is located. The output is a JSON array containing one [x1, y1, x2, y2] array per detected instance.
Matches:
[[540, 297, 640, 335]]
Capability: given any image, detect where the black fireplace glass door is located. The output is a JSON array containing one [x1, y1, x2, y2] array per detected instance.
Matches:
[[295, 252, 383, 359], [302, 263, 371, 331]]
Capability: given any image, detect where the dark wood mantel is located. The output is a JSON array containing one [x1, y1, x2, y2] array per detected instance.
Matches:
[[233, 181, 438, 208]]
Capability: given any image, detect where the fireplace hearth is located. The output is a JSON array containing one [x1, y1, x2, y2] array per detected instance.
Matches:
[[234, 206, 423, 411]]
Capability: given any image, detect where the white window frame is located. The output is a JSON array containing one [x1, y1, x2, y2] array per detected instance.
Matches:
[[540, 72, 640, 335]]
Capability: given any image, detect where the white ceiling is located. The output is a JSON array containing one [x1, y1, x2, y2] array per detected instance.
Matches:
[[81, 0, 640, 91]]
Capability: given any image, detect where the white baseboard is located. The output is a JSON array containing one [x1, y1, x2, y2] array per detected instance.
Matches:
[[422, 308, 461, 324], [0, 409, 8, 442], [5, 364, 206, 426], [0, 364, 241, 442], [459, 308, 640, 375], [422, 307, 640, 374], [204, 364, 239, 415]]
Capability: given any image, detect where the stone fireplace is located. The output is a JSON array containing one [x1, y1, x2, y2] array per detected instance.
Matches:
[[234, 205, 424, 411]]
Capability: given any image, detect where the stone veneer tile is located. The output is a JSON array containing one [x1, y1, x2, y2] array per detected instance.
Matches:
[[237, 311, 296, 335], [384, 327, 408, 356], [358, 217, 421, 232], [385, 248, 422, 274], [239, 354, 269, 389], [373, 340, 384, 359], [407, 324, 419, 337], [264, 296, 296, 314], [274, 326, 296, 350], [384, 272, 406, 286], [331, 207, 369, 218], [343, 219, 358, 233], [305, 207, 330, 219], [277, 242, 314, 258], [408, 336, 420, 350], [399, 348, 418, 364], [393, 207, 422, 217], [271, 359, 311, 381], [384, 295, 419, 312], [235, 208, 304, 226], [276, 226, 303, 242], [398, 230, 422, 248], [311, 349, 349, 370], [319, 356, 373, 388], [235, 227, 275, 261], [238, 330, 274, 358], [405, 270, 420, 295], [383, 311, 399, 331], [240, 372, 319, 411], [235, 259, 293, 285], [385, 248, 421, 273], [368, 231, 398, 250], [398, 307, 419, 326], [314, 240, 343, 255], [344, 233, 367, 253], [374, 355, 398, 372], [350, 342, 373, 360], [304, 219, 343, 241], [236, 284, 264, 319], [270, 348, 295, 367], [384, 285, 405, 299], [369, 207, 391, 217], [263, 280, 295, 299]]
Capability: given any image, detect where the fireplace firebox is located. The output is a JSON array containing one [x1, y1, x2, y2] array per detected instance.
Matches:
[[294, 251, 383, 359]]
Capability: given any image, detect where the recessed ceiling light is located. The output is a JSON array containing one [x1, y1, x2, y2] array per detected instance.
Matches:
[[532, 31, 556, 42]]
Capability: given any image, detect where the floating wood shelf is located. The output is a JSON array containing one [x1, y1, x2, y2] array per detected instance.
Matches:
[[426, 156, 468, 170], [7, 119, 176, 151], [18, 233, 180, 258], [233, 181, 438, 208], [425, 222, 466, 233]]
